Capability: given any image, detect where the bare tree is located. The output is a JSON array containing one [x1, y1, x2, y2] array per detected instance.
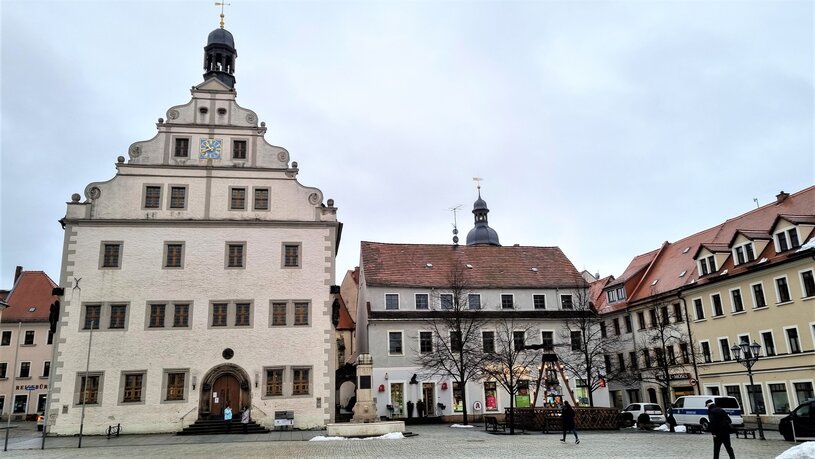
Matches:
[[413, 264, 490, 425], [557, 285, 618, 407], [480, 317, 538, 434], [615, 297, 701, 431]]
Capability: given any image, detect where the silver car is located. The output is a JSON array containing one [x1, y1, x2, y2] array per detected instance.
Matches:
[[623, 403, 666, 425]]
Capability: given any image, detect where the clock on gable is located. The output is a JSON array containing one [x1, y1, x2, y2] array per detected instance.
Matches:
[[199, 138, 223, 159]]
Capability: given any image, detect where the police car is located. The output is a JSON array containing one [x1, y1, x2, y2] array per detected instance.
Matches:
[[671, 395, 744, 430]]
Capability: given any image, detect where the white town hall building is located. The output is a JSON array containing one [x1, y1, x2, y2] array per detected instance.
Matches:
[[48, 23, 341, 434]]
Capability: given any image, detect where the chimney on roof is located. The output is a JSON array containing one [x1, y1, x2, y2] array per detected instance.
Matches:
[[13, 266, 23, 284], [776, 191, 790, 204]]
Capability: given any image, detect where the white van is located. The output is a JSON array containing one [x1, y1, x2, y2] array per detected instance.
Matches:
[[671, 395, 744, 430]]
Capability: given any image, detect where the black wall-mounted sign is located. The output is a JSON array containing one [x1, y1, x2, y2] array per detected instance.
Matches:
[[359, 375, 371, 390]]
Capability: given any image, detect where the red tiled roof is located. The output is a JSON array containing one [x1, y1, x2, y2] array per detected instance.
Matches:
[[1, 271, 58, 323], [590, 275, 614, 313], [626, 186, 815, 305], [360, 242, 586, 289], [336, 295, 355, 330], [607, 249, 658, 288]]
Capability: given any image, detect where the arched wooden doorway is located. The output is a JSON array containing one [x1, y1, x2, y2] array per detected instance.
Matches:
[[200, 364, 251, 420]]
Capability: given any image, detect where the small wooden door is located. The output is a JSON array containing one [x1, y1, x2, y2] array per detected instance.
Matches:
[[211, 375, 241, 417]]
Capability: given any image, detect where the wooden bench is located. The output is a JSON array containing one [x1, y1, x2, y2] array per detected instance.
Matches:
[[485, 416, 506, 433], [685, 424, 704, 434], [274, 410, 294, 430], [734, 428, 757, 439]]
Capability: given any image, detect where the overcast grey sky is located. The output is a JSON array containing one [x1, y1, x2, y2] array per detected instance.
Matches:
[[1, 0, 813, 287]]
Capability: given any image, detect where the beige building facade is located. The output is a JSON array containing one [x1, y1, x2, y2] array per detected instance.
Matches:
[[48, 25, 340, 434]]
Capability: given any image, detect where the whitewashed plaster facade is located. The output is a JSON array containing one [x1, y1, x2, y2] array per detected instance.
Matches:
[[48, 29, 340, 434]]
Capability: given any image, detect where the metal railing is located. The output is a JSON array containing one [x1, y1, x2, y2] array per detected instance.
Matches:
[[179, 407, 198, 429]]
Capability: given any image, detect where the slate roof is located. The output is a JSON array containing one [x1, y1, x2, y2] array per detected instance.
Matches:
[[622, 186, 815, 306], [1, 271, 58, 323], [360, 242, 585, 289]]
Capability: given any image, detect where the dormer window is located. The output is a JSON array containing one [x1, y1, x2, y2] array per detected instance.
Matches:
[[733, 242, 756, 265], [775, 227, 800, 252], [699, 255, 716, 276], [606, 286, 626, 304]]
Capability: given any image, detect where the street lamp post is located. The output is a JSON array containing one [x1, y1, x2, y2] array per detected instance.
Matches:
[[730, 341, 765, 440]]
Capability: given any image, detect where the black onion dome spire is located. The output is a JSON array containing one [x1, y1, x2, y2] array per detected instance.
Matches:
[[466, 188, 501, 246], [203, 25, 238, 88]]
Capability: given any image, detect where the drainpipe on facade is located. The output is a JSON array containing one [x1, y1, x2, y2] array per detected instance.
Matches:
[[678, 294, 701, 395]]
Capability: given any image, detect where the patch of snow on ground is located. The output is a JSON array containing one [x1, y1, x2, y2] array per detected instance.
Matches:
[[652, 424, 685, 432], [309, 432, 405, 442], [776, 441, 815, 459], [450, 424, 475, 428]]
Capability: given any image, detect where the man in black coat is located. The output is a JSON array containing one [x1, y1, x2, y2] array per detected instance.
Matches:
[[707, 400, 735, 459], [560, 401, 580, 444]]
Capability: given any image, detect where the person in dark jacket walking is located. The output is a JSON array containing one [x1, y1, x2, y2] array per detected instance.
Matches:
[[560, 401, 579, 444], [706, 400, 735, 459]]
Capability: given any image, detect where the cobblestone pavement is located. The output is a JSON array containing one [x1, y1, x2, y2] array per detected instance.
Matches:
[[4, 422, 796, 458]]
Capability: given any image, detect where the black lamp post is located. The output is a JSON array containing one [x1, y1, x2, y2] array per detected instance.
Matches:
[[730, 341, 765, 440]]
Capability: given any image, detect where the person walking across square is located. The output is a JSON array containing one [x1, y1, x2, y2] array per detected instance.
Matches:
[[560, 401, 579, 444], [707, 400, 735, 459]]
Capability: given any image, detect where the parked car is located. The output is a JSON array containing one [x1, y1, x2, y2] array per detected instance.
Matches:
[[622, 403, 666, 426], [779, 399, 814, 441], [671, 395, 744, 430]]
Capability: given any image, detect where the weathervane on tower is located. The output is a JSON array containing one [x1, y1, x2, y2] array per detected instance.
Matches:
[[473, 176, 484, 192], [215, 2, 231, 29]]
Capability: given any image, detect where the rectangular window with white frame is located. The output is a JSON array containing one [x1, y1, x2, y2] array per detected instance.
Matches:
[[418, 331, 433, 354], [482, 330, 495, 353], [710, 293, 724, 317], [469, 294, 482, 310], [732, 242, 755, 265], [560, 294, 573, 310], [769, 383, 791, 414], [42, 361, 50, 378], [784, 326, 801, 354], [793, 381, 814, 406], [751, 282, 767, 308], [718, 337, 731, 362], [774, 276, 792, 303], [415, 293, 429, 310], [282, 243, 301, 268], [800, 268, 815, 299], [440, 293, 453, 310], [385, 294, 399, 310], [699, 340, 713, 363], [500, 294, 513, 309], [760, 330, 776, 356], [693, 298, 705, 320], [388, 331, 403, 355], [533, 294, 546, 310], [775, 227, 800, 253], [730, 288, 744, 313]]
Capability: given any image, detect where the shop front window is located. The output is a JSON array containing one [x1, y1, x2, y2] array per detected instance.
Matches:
[[389, 382, 404, 417], [515, 380, 530, 407], [453, 382, 464, 412], [484, 382, 498, 412]]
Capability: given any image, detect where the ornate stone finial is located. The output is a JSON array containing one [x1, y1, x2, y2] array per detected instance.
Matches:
[[327, 199, 334, 207], [215, 2, 231, 29], [117, 156, 125, 164], [71, 193, 81, 202]]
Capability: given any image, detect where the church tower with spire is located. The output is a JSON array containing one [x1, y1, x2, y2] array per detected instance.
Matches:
[[51, 16, 340, 434]]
